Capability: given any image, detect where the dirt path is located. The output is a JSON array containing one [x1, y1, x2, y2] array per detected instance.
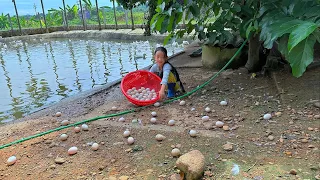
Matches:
[[0, 51, 319, 179]]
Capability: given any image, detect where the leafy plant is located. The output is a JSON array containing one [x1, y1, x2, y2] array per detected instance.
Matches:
[[258, 0, 320, 77], [151, 0, 320, 77]]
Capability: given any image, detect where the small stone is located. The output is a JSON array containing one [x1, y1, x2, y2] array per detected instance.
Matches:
[[289, 169, 297, 175], [314, 115, 320, 119], [308, 127, 314, 131], [49, 164, 56, 169], [275, 112, 282, 117], [223, 126, 229, 131], [301, 139, 308, 143], [222, 143, 233, 151], [314, 102, 320, 108], [268, 135, 275, 141], [55, 112, 62, 117], [54, 157, 65, 164], [118, 176, 129, 180], [315, 174, 320, 180], [308, 145, 315, 148]]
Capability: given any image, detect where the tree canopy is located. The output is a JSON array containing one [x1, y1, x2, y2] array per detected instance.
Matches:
[[151, 0, 320, 77]]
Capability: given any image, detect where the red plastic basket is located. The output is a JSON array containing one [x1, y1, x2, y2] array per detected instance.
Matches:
[[121, 70, 162, 106]]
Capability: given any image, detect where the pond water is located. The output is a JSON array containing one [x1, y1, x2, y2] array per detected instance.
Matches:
[[0, 38, 184, 123]]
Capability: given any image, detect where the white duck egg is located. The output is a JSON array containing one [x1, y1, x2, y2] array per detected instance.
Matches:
[[179, 100, 186, 106], [151, 89, 155, 92], [154, 102, 160, 107], [205, 107, 211, 112], [132, 87, 136, 90], [215, 121, 224, 127], [263, 113, 272, 120], [111, 106, 117, 111], [146, 88, 150, 91], [119, 117, 125, 122], [123, 130, 130, 137], [127, 137, 135, 145], [151, 111, 157, 117], [91, 143, 99, 151], [168, 120, 175, 126], [81, 124, 89, 131], [55, 112, 62, 117], [155, 134, 166, 141], [74, 126, 81, 133], [150, 117, 157, 124], [220, 100, 228, 106], [7, 156, 17, 166], [171, 148, 181, 157], [68, 147, 78, 155], [60, 134, 68, 141], [61, 120, 70, 126], [189, 130, 197, 137], [202, 116, 209, 121]]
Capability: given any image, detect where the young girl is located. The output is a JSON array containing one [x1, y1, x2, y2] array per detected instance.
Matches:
[[150, 47, 185, 100]]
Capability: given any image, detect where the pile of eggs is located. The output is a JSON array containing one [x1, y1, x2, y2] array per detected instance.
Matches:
[[126, 87, 158, 101]]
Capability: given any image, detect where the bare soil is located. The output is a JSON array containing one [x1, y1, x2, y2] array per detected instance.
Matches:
[[0, 59, 319, 180]]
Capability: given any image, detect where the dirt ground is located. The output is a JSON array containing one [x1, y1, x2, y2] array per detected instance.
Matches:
[[0, 46, 319, 180]]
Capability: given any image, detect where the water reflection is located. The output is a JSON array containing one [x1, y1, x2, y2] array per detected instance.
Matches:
[[68, 40, 82, 91], [0, 38, 184, 122]]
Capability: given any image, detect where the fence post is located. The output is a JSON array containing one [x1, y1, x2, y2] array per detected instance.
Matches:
[[130, 8, 134, 30], [125, 10, 129, 28], [79, 0, 86, 31], [12, 0, 22, 36], [62, 0, 69, 31], [112, 0, 118, 30], [95, 0, 102, 30], [40, 0, 49, 33], [7, 14, 14, 36]]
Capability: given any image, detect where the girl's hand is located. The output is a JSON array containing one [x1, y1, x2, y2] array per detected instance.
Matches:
[[159, 84, 166, 100]]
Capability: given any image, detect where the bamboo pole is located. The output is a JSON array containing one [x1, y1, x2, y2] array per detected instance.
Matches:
[[112, 0, 118, 30], [62, 0, 69, 31], [12, 0, 22, 35], [130, 8, 134, 30], [40, 0, 49, 33], [95, 0, 102, 30], [79, 0, 86, 31]]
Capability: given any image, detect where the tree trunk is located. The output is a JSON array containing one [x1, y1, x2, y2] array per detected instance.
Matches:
[[130, 8, 134, 30], [245, 33, 261, 72], [144, 1, 157, 36]]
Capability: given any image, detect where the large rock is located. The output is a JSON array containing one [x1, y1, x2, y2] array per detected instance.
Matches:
[[176, 150, 205, 180]]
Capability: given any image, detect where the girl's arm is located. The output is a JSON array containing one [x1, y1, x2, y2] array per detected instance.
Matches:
[[159, 64, 172, 100]]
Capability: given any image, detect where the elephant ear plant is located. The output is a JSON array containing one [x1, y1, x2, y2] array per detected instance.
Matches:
[[151, 0, 320, 77], [259, 0, 320, 77]]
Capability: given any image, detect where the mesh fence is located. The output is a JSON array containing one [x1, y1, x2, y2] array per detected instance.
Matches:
[[0, 0, 148, 32]]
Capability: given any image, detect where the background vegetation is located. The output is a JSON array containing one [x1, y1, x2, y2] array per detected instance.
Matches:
[[0, 0, 147, 30]]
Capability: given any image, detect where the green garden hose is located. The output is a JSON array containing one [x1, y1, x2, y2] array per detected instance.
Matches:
[[0, 38, 248, 150]]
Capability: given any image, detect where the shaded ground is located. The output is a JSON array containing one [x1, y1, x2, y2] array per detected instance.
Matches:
[[0, 41, 319, 180]]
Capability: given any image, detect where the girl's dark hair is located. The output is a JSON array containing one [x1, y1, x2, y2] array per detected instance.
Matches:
[[154, 46, 168, 57]]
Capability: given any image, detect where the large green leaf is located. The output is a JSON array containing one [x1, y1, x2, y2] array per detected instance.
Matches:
[[261, 18, 302, 48], [278, 35, 289, 58], [287, 35, 316, 77], [288, 21, 318, 52], [189, 4, 200, 17]]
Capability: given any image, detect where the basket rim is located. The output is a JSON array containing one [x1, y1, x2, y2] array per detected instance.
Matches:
[[121, 70, 161, 106]]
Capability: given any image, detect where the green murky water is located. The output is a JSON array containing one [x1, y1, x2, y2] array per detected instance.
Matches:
[[0, 38, 183, 122]]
